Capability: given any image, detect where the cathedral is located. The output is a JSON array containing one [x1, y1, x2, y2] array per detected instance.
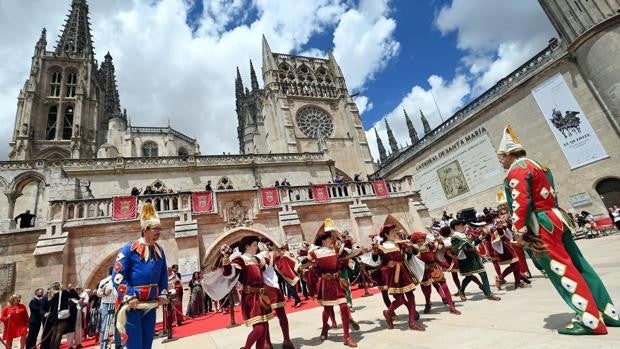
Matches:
[[0, 0, 423, 301], [1, 0, 619, 303]]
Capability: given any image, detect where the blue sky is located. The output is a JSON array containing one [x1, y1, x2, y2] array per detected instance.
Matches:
[[0, 0, 556, 160]]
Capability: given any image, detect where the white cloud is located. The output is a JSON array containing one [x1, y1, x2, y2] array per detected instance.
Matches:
[[366, 75, 470, 161], [436, 0, 556, 93], [0, 0, 399, 160], [354, 95, 373, 115], [366, 0, 557, 162], [332, 0, 400, 91]]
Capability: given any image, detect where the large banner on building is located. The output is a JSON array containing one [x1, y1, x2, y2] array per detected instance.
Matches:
[[191, 191, 214, 214], [260, 187, 281, 208], [531, 73, 608, 169], [112, 196, 138, 221], [413, 128, 504, 210], [312, 184, 330, 203]]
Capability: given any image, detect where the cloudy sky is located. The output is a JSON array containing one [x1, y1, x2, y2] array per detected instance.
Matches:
[[0, 0, 556, 161]]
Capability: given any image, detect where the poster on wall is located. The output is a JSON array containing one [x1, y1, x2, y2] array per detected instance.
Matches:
[[413, 128, 504, 210], [531, 73, 608, 169]]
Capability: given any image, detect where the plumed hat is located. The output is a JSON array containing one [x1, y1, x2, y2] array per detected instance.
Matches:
[[324, 218, 338, 232], [140, 202, 160, 230], [497, 125, 525, 155], [410, 231, 427, 242], [379, 224, 396, 240]]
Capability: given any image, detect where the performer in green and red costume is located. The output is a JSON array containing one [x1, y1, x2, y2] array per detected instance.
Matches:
[[497, 125, 619, 335]]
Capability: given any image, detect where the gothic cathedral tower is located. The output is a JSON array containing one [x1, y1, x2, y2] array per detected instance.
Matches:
[[236, 36, 375, 178], [538, 0, 620, 127], [8, 0, 123, 161]]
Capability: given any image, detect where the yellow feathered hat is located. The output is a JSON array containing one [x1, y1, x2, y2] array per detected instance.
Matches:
[[497, 125, 525, 155], [140, 202, 160, 230], [324, 218, 337, 232]]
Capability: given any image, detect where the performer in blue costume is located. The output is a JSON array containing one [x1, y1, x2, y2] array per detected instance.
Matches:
[[112, 202, 169, 349]]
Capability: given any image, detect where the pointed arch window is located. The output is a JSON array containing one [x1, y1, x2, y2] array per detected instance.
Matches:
[[142, 141, 158, 157], [62, 105, 74, 140], [66, 72, 77, 97], [46, 106, 58, 140], [50, 71, 62, 97]]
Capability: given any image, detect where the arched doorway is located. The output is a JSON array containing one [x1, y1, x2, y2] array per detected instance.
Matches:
[[202, 227, 281, 271], [8, 171, 47, 229], [596, 177, 620, 209], [383, 215, 409, 234], [83, 252, 117, 290]]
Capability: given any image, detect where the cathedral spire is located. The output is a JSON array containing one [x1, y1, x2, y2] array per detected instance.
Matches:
[[374, 128, 387, 162], [262, 35, 275, 71], [420, 109, 431, 134], [235, 66, 244, 99], [404, 109, 419, 144], [385, 119, 398, 154], [250, 60, 259, 91], [35, 28, 47, 56], [55, 0, 94, 56], [99, 52, 122, 119]]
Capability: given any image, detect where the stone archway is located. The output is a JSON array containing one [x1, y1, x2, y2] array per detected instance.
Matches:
[[383, 214, 409, 235], [202, 227, 281, 270], [83, 251, 116, 289], [7, 171, 47, 229], [595, 177, 620, 209]]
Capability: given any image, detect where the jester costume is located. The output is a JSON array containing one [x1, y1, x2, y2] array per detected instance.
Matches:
[[112, 203, 169, 349], [499, 125, 619, 335]]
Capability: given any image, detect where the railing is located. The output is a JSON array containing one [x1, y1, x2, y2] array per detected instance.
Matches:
[[49, 180, 411, 224], [0, 152, 328, 171], [129, 126, 196, 145], [277, 180, 407, 205], [51, 192, 193, 223], [377, 39, 566, 177]]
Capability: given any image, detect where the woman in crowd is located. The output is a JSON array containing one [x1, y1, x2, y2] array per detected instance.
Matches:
[[1, 294, 29, 349], [187, 271, 206, 317]]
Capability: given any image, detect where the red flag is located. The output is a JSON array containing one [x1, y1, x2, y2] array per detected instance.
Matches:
[[260, 187, 280, 208], [112, 196, 137, 221], [312, 184, 330, 203], [192, 191, 214, 214], [373, 180, 389, 198]]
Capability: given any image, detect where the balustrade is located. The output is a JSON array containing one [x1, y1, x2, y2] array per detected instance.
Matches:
[[38, 179, 412, 229]]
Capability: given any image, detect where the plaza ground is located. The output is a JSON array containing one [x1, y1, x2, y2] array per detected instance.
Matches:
[[153, 234, 620, 348]]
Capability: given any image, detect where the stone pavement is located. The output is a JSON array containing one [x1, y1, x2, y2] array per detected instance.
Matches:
[[154, 235, 620, 348]]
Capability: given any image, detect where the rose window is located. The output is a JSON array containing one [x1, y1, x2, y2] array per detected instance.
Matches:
[[296, 106, 334, 138]]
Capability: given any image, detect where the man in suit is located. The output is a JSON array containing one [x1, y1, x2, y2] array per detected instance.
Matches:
[[26, 288, 45, 349]]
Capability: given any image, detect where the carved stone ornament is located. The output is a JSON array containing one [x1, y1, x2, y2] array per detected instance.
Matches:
[[226, 200, 253, 228], [0, 263, 16, 299]]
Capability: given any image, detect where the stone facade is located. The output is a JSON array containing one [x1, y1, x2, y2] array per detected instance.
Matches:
[[0, 0, 428, 302], [236, 36, 376, 178]]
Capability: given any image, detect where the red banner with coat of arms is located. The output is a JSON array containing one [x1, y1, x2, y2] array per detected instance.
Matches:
[[260, 187, 281, 208], [112, 196, 138, 221], [192, 191, 214, 214], [312, 184, 330, 203], [373, 180, 389, 198]]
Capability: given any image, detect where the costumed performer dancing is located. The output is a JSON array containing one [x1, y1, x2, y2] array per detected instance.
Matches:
[[497, 125, 619, 335]]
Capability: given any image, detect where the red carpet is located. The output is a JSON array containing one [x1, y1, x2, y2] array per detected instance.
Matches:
[[63, 286, 379, 348]]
